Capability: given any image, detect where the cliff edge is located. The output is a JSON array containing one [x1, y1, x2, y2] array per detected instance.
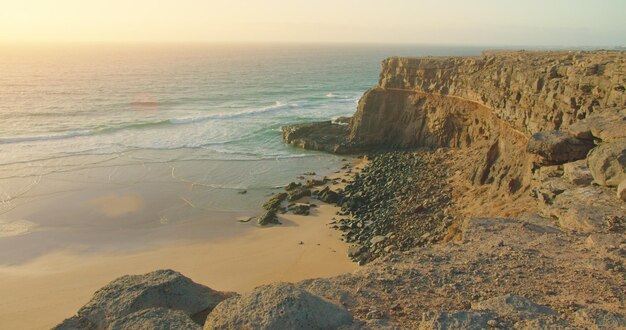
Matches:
[[283, 50, 626, 234]]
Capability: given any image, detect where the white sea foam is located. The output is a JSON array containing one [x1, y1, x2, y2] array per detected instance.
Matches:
[[0, 130, 92, 143], [0, 219, 36, 237]]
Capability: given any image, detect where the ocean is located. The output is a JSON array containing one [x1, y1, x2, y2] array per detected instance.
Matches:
[[0, 44, 483, 260]]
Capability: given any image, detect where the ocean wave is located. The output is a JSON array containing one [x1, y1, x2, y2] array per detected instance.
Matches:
[[0, 130, 92, 143], [0, 101, 295, 144], [326, 92, 357, 101], [168, 101, 292, 124]]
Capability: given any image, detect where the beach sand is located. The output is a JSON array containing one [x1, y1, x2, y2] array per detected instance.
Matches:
[[0, 158, 365, 329]]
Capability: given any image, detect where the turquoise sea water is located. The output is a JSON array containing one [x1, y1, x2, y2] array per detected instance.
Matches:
[[0, 44, 485, 260]]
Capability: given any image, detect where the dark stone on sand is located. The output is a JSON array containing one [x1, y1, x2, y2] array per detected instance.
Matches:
[[317, 186, 343, 204], [290, 203, 311, 215], [305, 178, 327, 187], [287, 187, 311, 201], [285, 182, 301, 191], [263, 192, 287, 211], [258, 210, 280, 226]]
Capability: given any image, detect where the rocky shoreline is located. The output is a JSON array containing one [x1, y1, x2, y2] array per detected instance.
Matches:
[[55, 50, 625, 329], [330, 150, 456, 264]]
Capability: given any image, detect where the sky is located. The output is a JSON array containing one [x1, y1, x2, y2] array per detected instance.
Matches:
[[1, 0, 624, 46]]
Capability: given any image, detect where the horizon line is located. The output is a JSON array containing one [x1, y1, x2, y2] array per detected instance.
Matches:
[[1, 40, 623, 49]]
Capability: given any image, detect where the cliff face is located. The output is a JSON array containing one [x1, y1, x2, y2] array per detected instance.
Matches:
[[362, 51, 624, 138], [345, 51, 622, 197], [282, 50, 626, 231]]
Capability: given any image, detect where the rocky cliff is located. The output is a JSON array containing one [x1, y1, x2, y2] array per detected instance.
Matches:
[[283, 50, 626, 233], [285, 51, 625, 151], [372, 51, 624, 135]]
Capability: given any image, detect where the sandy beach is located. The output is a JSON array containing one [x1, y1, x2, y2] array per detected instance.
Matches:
[[0, 158, 364, 329]]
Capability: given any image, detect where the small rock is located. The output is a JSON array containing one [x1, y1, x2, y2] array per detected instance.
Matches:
[[305, 178, 327, 187], [287, 187, 312, 201], [347, 244, 364, 258], [366, 309, 384, 320], [237, 190, 247, 195], [318, 186, 342, 204], [289, 203, 311, 215], [370, 236, 386, 245], [257, 210, 280, 226], [618, 179, 626, 201], [285, 182, 301, 191], [262, 192, 288, 211], [563, 159, 593, 186]]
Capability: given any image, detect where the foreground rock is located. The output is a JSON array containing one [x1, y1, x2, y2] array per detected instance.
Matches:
[[299, 217, 626, 328], [54, 270, 233, 329], [109, 308, 201, 330], [587, 139, 626, 187], [204, 283, 353, 330], [281, 121, 354, 154]]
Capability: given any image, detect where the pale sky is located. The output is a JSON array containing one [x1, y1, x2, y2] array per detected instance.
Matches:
[[1, 0, 624, 46]]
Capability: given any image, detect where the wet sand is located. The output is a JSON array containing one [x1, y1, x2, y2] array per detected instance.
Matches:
[[0, 158, 364, 329]]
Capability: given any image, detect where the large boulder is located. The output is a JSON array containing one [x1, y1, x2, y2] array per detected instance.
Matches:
[[54, 270, 233, 329], [109, 308, 200, 330], [527, 130, 594, 164], [568, 107, 626, 142], [204, 283, 353, 330], [587, 140, 626, 187]]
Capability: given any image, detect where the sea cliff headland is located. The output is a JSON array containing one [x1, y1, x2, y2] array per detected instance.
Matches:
[[56, 50, 625, 329]]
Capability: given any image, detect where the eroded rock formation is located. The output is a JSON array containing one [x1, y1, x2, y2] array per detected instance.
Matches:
[[283, 50, 626, 233]]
